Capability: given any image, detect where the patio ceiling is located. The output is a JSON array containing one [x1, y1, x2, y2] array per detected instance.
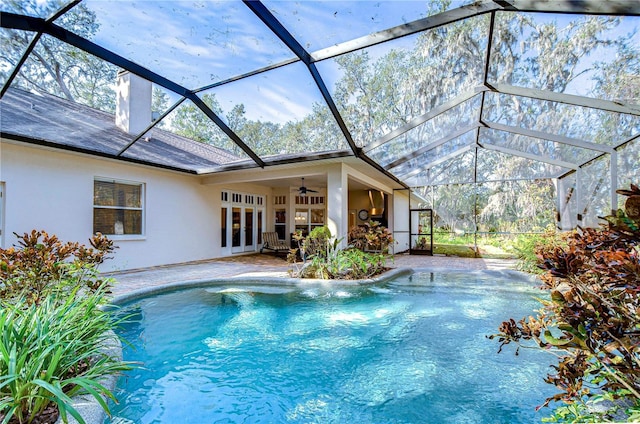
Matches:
[[1, 0, 639, 188]]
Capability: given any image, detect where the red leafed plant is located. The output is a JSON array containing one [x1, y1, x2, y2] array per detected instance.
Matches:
[[491, 184, 640, 422], [0, 230, 116, 304]]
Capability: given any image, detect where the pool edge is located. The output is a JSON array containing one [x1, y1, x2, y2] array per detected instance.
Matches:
[[109, 266, 415, 306]]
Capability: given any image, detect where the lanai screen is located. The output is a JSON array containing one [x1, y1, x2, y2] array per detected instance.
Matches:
[[1, 0, 639, 234]]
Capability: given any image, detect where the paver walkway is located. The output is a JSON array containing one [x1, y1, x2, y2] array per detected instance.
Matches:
[[105, 253, 519, 297]]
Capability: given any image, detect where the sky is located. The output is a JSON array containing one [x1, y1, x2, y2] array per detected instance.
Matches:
[[56, 0, 477, 124]]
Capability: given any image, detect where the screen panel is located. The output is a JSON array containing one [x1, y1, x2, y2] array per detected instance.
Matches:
[[483, 92, 640, 147], [55, 0, 297, 90], [200, 62, 348, 158], [263, 0, 480, 53], [489, 12, 640, 102], [369, 95, 481, 167], [579, 156, 611, 228], [316, 14, 488, 147]]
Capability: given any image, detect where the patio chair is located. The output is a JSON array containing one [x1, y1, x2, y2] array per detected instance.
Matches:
[[260, 232, 289, 256]]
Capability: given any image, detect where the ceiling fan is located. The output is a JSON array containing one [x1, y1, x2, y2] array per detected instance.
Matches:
[[296, 178, 319, 196]]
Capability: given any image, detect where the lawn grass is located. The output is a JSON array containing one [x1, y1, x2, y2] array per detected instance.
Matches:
[[433, 243, 517, 259]]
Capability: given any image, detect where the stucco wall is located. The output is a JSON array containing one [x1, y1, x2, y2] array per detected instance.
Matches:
[[393, 190, 410, 253], [1, 141, 220, 272]]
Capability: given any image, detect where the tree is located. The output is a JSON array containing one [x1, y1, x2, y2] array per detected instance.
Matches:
[[150, 86, 170, 128], [1, 0, 117, 112], [170, 93, 230, 148]]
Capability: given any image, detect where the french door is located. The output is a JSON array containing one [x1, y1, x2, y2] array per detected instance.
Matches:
[[222, 191, 265, 255], [231, 206, 258, 253]]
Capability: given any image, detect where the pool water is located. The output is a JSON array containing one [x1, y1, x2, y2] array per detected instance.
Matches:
[[109, 271, 556, 423]]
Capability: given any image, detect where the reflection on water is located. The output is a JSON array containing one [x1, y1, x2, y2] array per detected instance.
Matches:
[[109, 272, 555, 423]]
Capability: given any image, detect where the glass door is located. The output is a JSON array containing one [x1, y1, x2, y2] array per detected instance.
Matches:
[[228, 192, 263, 254], [230, 206, 259, 253], [257, 209, 263, 248], [410, 208, 433, 255]]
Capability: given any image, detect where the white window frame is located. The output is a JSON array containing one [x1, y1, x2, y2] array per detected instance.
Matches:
[[93, 177, 145, 240]]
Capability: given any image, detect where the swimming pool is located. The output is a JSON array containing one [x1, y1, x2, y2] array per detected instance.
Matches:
[[108, 271, 556, 423]]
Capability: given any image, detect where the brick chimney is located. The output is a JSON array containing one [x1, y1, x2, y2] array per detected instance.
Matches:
[[115, 70, 151, 134]]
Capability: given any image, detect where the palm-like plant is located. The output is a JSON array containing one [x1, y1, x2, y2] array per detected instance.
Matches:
[[0, 287, 132, 424]]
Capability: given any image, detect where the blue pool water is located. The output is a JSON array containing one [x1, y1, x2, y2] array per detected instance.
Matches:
[[109, 271, 556, 423]]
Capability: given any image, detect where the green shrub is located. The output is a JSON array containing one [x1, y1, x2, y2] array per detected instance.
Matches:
[[289, 227, 390, 279], [512, 228, 567, 274]]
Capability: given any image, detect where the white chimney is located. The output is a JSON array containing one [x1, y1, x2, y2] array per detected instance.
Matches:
[[116, 70, 152, 134]]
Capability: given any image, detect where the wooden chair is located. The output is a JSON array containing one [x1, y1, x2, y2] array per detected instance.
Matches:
[[260, 232, 289, 256]]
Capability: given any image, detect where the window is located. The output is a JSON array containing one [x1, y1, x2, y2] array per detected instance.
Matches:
[[293, 194, 325, 235], [93, 178, 144, 235], [295, 207, 325, 235]]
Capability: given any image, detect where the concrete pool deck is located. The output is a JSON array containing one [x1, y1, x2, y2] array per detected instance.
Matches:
[[105, 253, 520, 298]]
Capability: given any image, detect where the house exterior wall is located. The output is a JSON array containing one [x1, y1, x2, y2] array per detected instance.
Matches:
[[393, 189, 411, 253], [327, 163, 348, 248], [0, 141, 220, 272], [1, 140, 403, 271], [348, 190, 371, 226]]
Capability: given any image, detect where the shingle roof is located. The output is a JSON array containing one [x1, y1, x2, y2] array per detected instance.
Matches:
[[0, 88, 242, 173]]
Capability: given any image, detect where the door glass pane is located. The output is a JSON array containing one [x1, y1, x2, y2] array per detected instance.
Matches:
[[232, 208, 241, 248], [221, 207, 227, 248], [245, 209, 254, 246], [275, 208, 286, 241], [257, 210, 263, 245]]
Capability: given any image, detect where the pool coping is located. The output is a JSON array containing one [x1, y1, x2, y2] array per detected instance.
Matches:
[[62, 266, 538, 424], [110, 266, 414, 305]]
